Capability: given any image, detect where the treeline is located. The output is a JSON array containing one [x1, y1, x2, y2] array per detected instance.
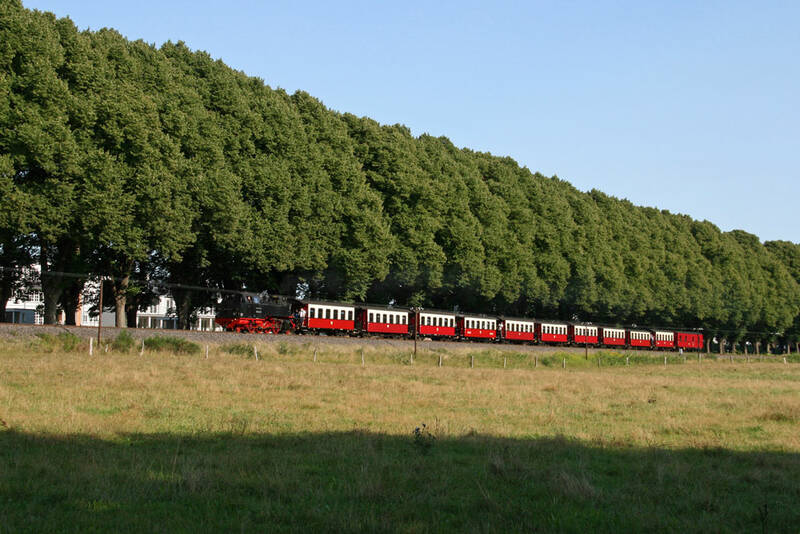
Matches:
[[1, 2, 799, 346]]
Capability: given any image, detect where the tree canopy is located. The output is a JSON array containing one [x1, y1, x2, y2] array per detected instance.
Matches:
[[1, 1, 798, 342]]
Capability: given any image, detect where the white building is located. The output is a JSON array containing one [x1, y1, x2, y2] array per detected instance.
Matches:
[[4, 271, 221, 331]]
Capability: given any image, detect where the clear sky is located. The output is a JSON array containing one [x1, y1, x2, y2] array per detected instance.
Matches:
[[23, 0, 800, 243]]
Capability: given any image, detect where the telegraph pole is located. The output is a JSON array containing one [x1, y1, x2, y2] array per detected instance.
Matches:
[[97, 277, 104, 346]]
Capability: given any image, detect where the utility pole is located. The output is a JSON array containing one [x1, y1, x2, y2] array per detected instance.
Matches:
[[97, 277, 104, 346], [412, 307, 419, 357]]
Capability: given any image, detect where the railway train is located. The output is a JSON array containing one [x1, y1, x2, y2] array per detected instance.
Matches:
[[215, 292, 704, 352]]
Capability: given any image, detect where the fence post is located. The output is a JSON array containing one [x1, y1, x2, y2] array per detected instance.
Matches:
[[89, 337, 93, 356], [535, 356, 538, 368], [140, 339, 145, 356], [664, 356, 667, 367], [313, 348, 317, 362], [361, 348, 365, 366], [626, 356, 629, 366], [253, 345, 258, 361], [562, 358, 566, 369], [205, 345, 208, 359], [438, 354, 442, 367], [470, 355, 474, 368], [503, 357, 507, 369]]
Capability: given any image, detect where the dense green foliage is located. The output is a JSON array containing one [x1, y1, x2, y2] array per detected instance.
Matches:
[[1, 2, 798, 344]]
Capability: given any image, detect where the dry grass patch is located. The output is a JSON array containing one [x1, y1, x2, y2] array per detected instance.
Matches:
[[1, 338, 800, 531]]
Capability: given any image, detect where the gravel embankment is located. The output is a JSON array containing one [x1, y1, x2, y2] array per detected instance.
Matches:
[[0, 321, 738, 360]]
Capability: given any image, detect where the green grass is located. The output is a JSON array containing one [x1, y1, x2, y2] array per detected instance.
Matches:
[[142, 335, 200, 354], [0, 337, 799, 532]]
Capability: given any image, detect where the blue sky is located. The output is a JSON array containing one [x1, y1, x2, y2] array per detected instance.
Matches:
[[24, 0, 800, 243]]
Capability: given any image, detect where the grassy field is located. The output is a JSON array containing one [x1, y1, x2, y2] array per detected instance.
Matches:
[[1, 333, 799, 532]]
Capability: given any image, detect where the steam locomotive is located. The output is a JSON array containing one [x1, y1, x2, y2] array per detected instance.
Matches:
[[215, 293, 703, 351]]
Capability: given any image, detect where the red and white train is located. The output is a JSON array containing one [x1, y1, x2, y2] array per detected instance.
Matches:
[[215, 293, 703, 351]]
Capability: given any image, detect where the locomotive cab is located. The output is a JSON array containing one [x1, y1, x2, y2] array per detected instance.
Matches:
[[215, 291, 297, 333]]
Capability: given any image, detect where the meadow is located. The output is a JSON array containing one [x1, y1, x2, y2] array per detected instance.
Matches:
[[1, 332, 799, 532]]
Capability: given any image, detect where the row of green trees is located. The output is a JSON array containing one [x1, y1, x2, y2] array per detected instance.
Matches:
[[1, 2, 799, 347]]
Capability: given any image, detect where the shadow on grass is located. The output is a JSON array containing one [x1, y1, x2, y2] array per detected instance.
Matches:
[[1, 429, 798, 533]]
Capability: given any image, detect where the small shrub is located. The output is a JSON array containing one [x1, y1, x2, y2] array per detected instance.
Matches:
[[57, 332, 81, 351], [143, 336, 200, 355], [33, 332, 81, 352], [221, 343, 252, 356], [412, 423, 436, 455], [111, 330, 136, 352], [33, 333, 56, 352]]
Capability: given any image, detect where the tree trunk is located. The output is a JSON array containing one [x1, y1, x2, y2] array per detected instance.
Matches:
[[40, 242, 65, 324], [60, 278, 83, 326], [172, 288, 194, 330], [0, 279, 12, 323], [706, 338, 710, 354], [719, 338, 725, 354], [114, 273, 130, 328], [756, 341, 760, 355], [126, 301, 138, 329]]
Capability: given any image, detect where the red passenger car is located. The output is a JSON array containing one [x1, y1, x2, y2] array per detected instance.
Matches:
[[675, 332, 703, 350], [503, 318, 536, 343], [304, 302, 355, 332], [601, 327, 626, 346], [570, 325, 599, 345], [654, 331, 675, 349], [628, 330, 652, 349], [415, 311, 457, 338], [538, 322, 568, 344], [359, 307, 409, 335], [459, 315, 497, 340]]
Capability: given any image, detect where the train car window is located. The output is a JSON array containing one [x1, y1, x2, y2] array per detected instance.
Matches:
[[369, 313, 374, 323], [333, 309, 338, 320], [348, 310, 353, 321], [309, 308, 315, 319]]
